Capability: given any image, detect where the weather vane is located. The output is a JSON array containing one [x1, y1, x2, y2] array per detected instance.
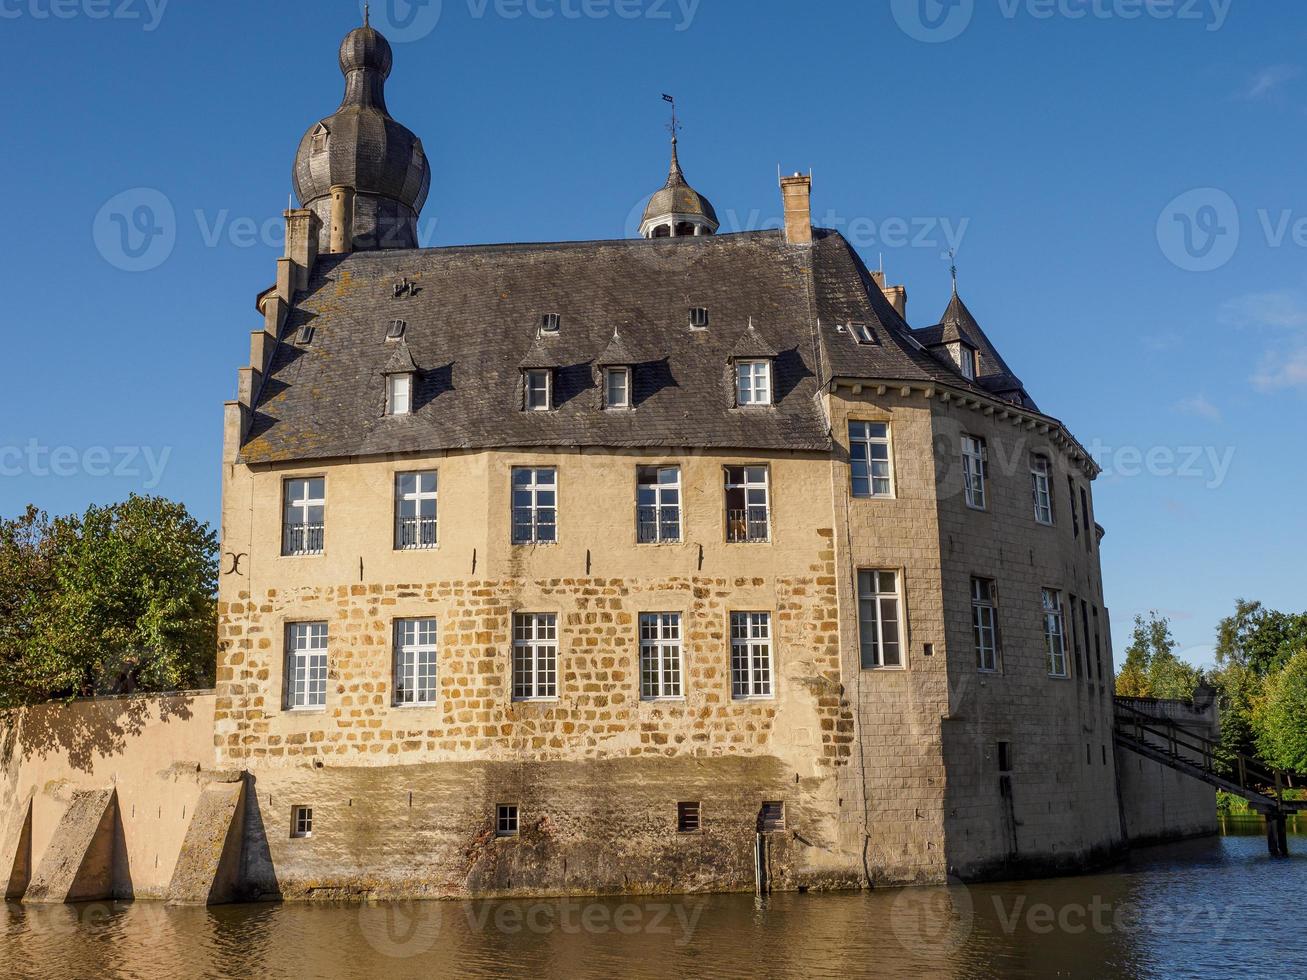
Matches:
[[661, 93, 682, 140], [948, 248, 958, 293]]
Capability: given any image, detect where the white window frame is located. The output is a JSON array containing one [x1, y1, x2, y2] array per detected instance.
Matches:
[[636, 465, 681, 544], [950, 342, 976, 380], [282, 477, 325, 556], [689, 307, 710, 329], [291, 806, 313, 839], [730, 611, 773, 699], [386, 373, 413, 416], [394, 618, 438, 706], [724, 465, 770, 543], [849, 421, 894, 498], [511, 467, 557, 544], [1031, 455, 1054, 526], [850, 321, 875, 344], [962, 435, 987, 510], [285, 622, 328, 710], [394, 470, 438, 550], [639, 613, 683, 700], [512, 613, 558, 700], [972, 577, 1000, 672], [1043, 589, 1068, 678], [735, 359, 772, 407], [857, 569, 903, 669], [604, 366, 631, 409], [524, 369, 552, 411]]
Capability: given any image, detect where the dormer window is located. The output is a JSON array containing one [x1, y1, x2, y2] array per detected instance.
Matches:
[[604, 366, 631, 409], [949, 342, 976, 380], [850, 321, 875, 345], [525, 369, 552, 411], [690, 307, 710, 329], [386, 372, 413, 416], [735, 359, 772, 407], [386, 319, 407, 340], [311, 123, 329, 153], [295, 324, 315, 346], [540, 313, 561, 334]]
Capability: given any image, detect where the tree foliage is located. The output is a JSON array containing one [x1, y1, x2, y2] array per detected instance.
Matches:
[[1254, 647, 1307, 773], [0, 495, 217, 709], [1114, 612, 1200, 701]]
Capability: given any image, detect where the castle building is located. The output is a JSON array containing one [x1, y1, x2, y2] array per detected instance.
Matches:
[[214, 20, 1122, 897]]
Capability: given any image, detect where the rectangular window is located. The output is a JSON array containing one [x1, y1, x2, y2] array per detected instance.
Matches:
[[1031, 455, 1054, 525], [285, 622, 328, 709], [282, 477, 325, 556], [962, 436, 987, 510], [394, 618, 438, 706], [735, 360, 772, 406], [759, 801, 785, 832], [972, 577, 999, 672], [604, 367, 631, 409], [512, 613, 558, 700], [858, 569, 903, 669], [849, 421, 893, 498], [730, 612, 773, 698], [1068, 477, 1080, 538], [724, 466, 770, 543], [496, 804, 519, 837], [1081, 487, 1092, 553], [639, 613, 683, 700], [636, 466, 681, 544], [386, 373, 412, 416], [291, 806, 313, 839], [850, 321, 875, 344], [950, 343, 976, 380], [540, 313, 561, 333], [689, 307, 710, 329], [1042, 589, 1068, 677], [677, 801, 701, 833], [511, 467, 557, 544], [395, 471, 438, 549], [997, 741, 1012, 773], [524, 369, 552, 411]]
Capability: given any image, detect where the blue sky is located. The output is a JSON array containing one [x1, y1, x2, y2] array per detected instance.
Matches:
[[2, 0, 1303, 665]]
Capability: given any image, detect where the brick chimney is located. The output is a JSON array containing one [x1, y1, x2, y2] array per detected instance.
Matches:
[[870, 270, 908, 321], [780, 172, 812, 246]]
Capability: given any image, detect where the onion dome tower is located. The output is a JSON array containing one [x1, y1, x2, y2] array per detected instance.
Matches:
[[292, 12, 431, 253], [639, 135, 719, 239]]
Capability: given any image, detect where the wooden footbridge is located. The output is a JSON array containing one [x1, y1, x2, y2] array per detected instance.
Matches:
[[1114, 697, 1304, 857]]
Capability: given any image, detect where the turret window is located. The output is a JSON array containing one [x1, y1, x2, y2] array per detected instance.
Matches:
[[1031, 455, 1054, 525], [962, 435, 988, 510], [524, 369, 552, 411], [1043, 589, 1068, 678], [735, 360, 772, 406], [972, 577, 1000, 672], [949, 342, 977, 380], [604, 367, 631, 409]]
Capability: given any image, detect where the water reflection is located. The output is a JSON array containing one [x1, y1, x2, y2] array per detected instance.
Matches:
[[2, 829, 1303, 980]]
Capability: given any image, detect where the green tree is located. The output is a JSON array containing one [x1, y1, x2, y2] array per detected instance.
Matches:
[[0, 495, 217, 707], [1253, 647, 1307, 773], [1114, 612, 1200, 700]]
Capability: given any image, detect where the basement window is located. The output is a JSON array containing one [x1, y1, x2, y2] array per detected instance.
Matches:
[[759, 801, 785, 833], [541, 313, 561, 333], [677, 802, 701, 833], [496, 804, 519, 837], [291, 806, 313, 839], [689, 307, 710, 329]]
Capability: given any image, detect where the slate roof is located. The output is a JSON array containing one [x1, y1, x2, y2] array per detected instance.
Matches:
[[241, 229, 1055, 465], [912, 291, 1038, 411]]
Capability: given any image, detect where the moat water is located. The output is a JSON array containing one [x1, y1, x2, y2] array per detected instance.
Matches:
[[1, 816, 1302, 979]]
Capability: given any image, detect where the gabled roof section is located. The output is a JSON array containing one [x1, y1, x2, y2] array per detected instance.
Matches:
[[595, 329, 638, 367], [728, 321, 779, 361], [380, 339, 419, 375], [240, 231, 830, 463], [913, 289, 1038, 411]]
